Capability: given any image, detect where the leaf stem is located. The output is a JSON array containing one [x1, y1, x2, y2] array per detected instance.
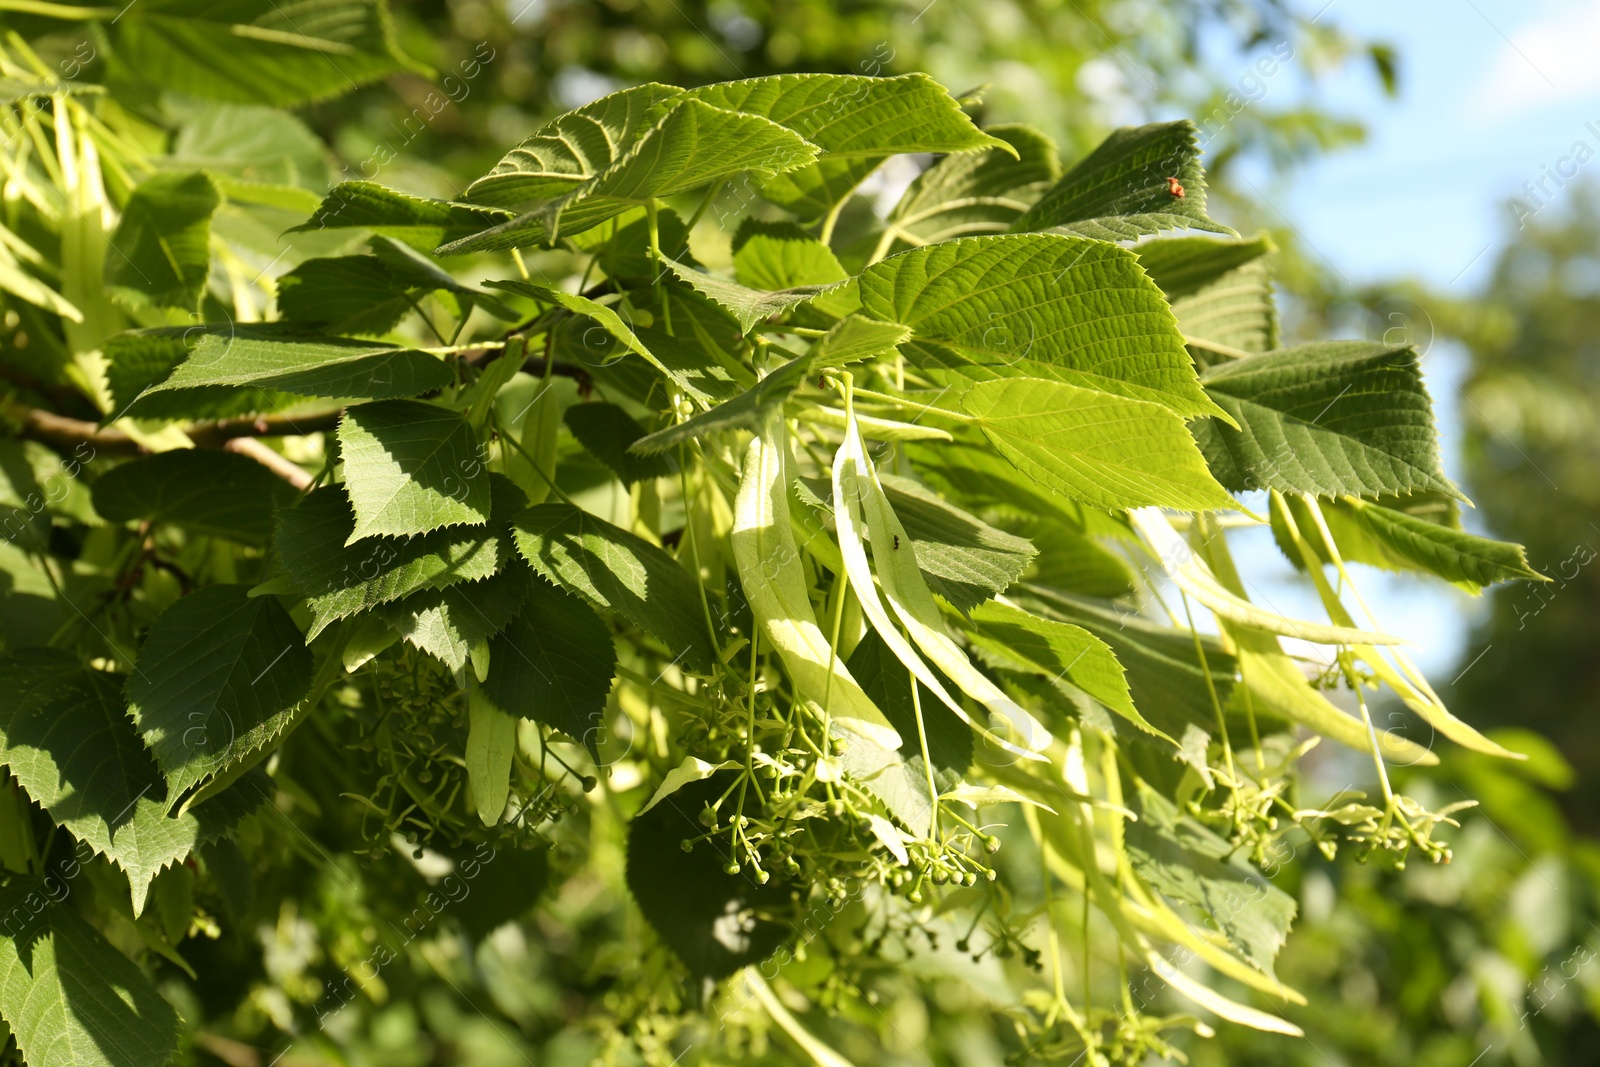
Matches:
[[678, 445, 722, 669], [1179, 589, 1241, 829], [909, 665, 939, 841], [645, 198, 662, 280], [846, 386, 975, 423], [0, 1, 118, 17], [686, 179, 726, 230], [818, 197, 847, 247]]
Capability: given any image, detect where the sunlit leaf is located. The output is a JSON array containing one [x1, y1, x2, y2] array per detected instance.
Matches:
[[339, 399, 492, 543], [1193, 341, 1465, 500], [860, 234, 1223, 418], [961, 376, 1237, 512], [1010, 120, 1232, 241]]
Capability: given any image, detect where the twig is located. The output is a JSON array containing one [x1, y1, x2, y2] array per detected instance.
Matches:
[[224, 437, 312, 489]]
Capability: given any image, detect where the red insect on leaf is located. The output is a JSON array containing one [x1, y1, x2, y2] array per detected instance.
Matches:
[[1166, 176, 1185, 198]]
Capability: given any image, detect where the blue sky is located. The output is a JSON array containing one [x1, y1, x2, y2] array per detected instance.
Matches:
[[1274, 0, 1600, 290], [1211, 0, 1600, 675]]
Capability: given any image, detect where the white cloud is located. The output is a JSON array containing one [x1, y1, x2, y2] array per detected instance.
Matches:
[[1476, 2, 1600, 119]]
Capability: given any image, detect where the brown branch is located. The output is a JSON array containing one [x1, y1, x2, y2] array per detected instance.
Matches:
[[188, 410, 343, 445], [225, 437, 313, 490], [11, 407, 141, 454], [6, 403, 339, 486]]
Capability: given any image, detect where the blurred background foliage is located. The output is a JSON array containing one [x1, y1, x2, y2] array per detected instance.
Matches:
[[6, 0, 1599, 1063]]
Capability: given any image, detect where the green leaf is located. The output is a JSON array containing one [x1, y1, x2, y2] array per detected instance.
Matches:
[[1192, 341, 1465, 500], [629, 352, 815, 456], [275, 254, 412, 335], [683, 72, 1007, 159], [484, 577, 617, 748], [275, 482, 509, 639], [447, 99, 819, 251], [466, 685, 516, 826], [504, 376, 564, 503], [1019, 586, 1237, 744], [512, 502, 714, 673], [339, 399, 491, 543], [113, 0, 422, 107], [961, 376, 1237, 512], [885, 123, 1061, 248], [278, 237, 509, 329], [126, 325, 453, 413], [92, 449, 299, 545], [1126, 784, 1297, 975], [629, 292, 753, 405], [106, 171, 220, 310], [966, 601, 1157, 738], [1137, 234, 1278, 358], [1137, 233, 1275, 297], [1337, 495, 1543, 592], [811, 314, 911, 365], [105, 330, 283, 421], [127, 584, 313, 799], [1010, 120, 1233, 241], [0, 652, 269, 913], [379, 568, 525, 672], [859, 234, 1221, 418], [661, 258, 846, 335], [170, 104, 329, 189], [0, 883, 179, 1067], [463, 83, 686, 208], [289, 181, 510, 250], [625, 773, 795, 979], [565, 96, 817, 209], [876, 474, 1034, 613], [564, 403, 677, 484], [940, 783, 1058, 812], [690, 72, 1010, 221], [732, 218, 848, 289]]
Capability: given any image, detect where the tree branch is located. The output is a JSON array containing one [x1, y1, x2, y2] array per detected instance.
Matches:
[[6, 404, 341, 485], [225, 437, 313, 489], [8, 405, 344, 454]]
